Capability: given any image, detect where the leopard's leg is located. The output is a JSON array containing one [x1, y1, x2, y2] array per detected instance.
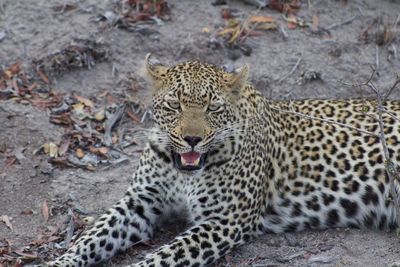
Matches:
[[45, 147, 180, 267], [46, 189, 159, 266], [132, 219, 253, 267]]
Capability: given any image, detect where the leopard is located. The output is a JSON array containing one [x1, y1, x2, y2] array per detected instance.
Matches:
[[41, 54, 400, 267]]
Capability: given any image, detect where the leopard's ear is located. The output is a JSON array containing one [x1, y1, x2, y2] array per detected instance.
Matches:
[[222, 64, 249, 95], [145, 53, 169, 90]]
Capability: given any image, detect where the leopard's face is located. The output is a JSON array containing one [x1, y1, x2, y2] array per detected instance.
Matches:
[[146, 54, 248, 172]]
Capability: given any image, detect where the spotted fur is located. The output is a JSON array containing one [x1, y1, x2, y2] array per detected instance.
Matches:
[[42, 55, 400, 267]]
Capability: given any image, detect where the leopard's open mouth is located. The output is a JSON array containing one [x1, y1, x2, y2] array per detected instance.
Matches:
[[172, 151, 207, 171]]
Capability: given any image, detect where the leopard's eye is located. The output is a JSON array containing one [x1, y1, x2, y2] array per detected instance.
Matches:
[[167, 101, 181, 110], [208, 103, 223, 112]]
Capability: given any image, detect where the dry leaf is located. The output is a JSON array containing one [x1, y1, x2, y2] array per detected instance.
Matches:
[[249, 15, 275, 23], [100, 147, 109, 154], [89, 147, 109, 155], [42, 200, 49, 222], [268, 0, 300, 14], [50, 113, 73, 126], [20, 209, 33, 215], [255, 23, 277, 31], [58, 138, 71, 156], [72, 102, 85, 113], [52, 3, 77, 12], [287, 22, 297, 29], [94, 109, 105, 121], [221, 8, 233, 19], [72, 102, 92, 120], [229, 26, 242, 43], [36, 67, 50, 84], [0, 215, 13, 230], [112, 134, 119, 144], [43, 142, 58, 158], [5, 155, 17, 166], [202, 27, 210, 33], [76, 148, 85, 158], [99, 91, 108, 98], [13, 260, 24, 267], [284, 15, 307, 29], [13, 250, 38, 260], [218, 26, 239, 37], [3, 62, 21, 79], [126, 109, 141, 123], [74, 95, 94, 108]]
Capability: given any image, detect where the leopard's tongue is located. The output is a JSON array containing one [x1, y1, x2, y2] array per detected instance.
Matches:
[[180, 151, 201, 166]]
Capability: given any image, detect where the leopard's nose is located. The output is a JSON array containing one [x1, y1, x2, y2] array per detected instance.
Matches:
[[183, 136, 203, 147]]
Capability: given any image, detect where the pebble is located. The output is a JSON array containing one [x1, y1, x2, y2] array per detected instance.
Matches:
[[0, 31, 6, 41]]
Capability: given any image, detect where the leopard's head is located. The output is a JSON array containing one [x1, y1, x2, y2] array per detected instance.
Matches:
[[146, 54, 248, 172]]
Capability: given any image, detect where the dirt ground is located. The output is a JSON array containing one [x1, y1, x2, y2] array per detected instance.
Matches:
[[1, 0, 400, 266]]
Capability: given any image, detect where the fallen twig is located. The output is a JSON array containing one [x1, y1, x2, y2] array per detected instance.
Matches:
[[372, 86, 400, 226], [375, 44, 380, 75], [382, 108, 400, 122], [64, 209, 75, 249], [239, 6, 263, 43], [326, 15, 358, 30], [276, 55, 302, 83], [385, 13, 400, 47], [278, 24, 289, 40], [384, 74, 400, 100], [104, 104, 126, 147], [342, 70, 400, 226]]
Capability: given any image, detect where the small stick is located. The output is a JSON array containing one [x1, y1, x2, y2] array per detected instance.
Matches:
[[111, 63, 117, 78], [326, 15, 357, 30], [237, 5, 263, 43], [141, 109, 149, 123], [382, 108, 400, 122], [104, 104, 126, 146], [383, 75, 400, 100], [375, 44, 380, 75], [356, 6, 364, 16], [240, 21, 260, 43], [373, 86, 400, 226], [278, 24, 289, 40], [64, 209, 75, 249], [342, 70, 400, 226], [276, 55, 302, 83]]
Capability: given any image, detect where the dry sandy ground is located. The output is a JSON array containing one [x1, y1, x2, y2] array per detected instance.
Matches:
[[1, 0, 400, 266]]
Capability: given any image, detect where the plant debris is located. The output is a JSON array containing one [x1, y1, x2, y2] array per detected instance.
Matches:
[[0, 211, 89, 266], [218, 15, 277, 44], [33, 39, 108, 77], [0, 61, 62, 109], [95, 0, 170, 33], [42, 200, 50, 223], [0, 215, 13, 231], [1, 50, 149, 171], [359, 16, 400, 46], [212, 0, 306, 59], [35, 91, 150, 170], [299, 69, 322, 84], [212, 13, 277, 59], [283, 14, 308, 29], [52, 3, 77, 13], [267, 0, 300, 15]]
